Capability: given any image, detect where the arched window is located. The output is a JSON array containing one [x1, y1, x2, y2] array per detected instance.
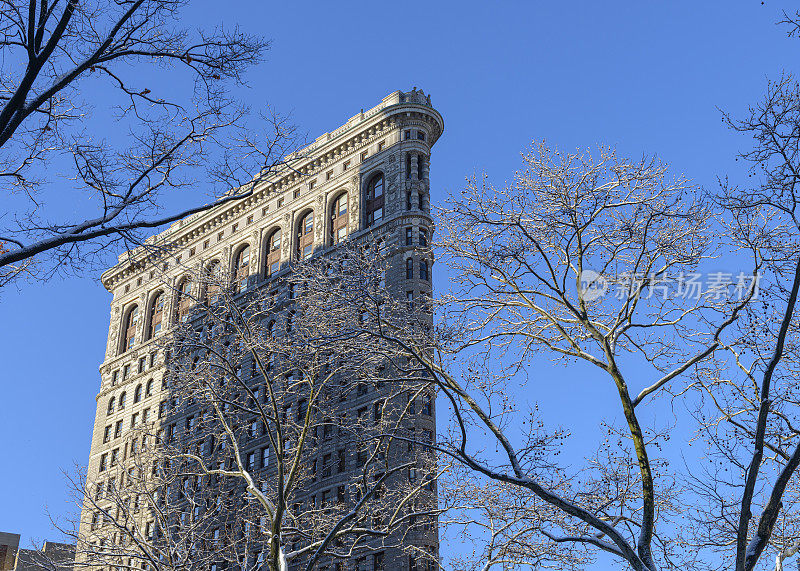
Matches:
[[265, 228, 282, 276], [297, 211, 314, 260], [406, 258, 414, 280], [365, 174, 384, 227], [176, 279, 193, 322], [145, 379, 153, 397], [148, 292, 164, 339], [107, 397, 115, 416], [330, 193, 348, 245], [121, 305, 139, 353], [420, 260, 429, 281], [119, 391, 127, 410], [134, 384, 142, 403], [233, 245, 250, 292], [205, 261, 221, 301]]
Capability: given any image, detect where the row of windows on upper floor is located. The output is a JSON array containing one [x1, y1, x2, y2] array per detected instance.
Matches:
[[105, 378, 156, 417], [116, 174, 432, 355], [118, 253, 430, 358]]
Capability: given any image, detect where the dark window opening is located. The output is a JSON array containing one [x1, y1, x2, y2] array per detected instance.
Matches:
[[266, 229, 282, 276], [330, 193, 349, 245], [365, 174, 384, 228]]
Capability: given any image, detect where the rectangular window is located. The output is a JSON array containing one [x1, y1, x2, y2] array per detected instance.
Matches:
[[149, 352, 157, 368], [131, 413, 139, 428], [277, 197, 284, 208], [247, 452, 255, 471], [111, 370, 119, 386], [326, 170, 333, 180], [404, 130, 412, 140], [114, 420, 123, 438], [293, 190, 300, 199], [360, 150, 368, 161], [103, 426, 111, 443], [406, 191, 412, 210], [378, 140, 385, 152], [322, 453, 332, 478], [405, 227, 413, 246], [138, 357, 145, 374], [422, 394, 432, 416], [407, 290, 415, 310], [142, 408, 150, 423], [122, 365, 130, 380], [338, 449, 346, 473], [417, 131, 426, 141], [261, 447, 269, 468], [420, 228, 428, 247], [110, 448, 118, 467], [342, 160, 350, 171]]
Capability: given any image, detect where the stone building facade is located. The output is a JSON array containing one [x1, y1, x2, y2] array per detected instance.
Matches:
[[80, 89, 443, 570]]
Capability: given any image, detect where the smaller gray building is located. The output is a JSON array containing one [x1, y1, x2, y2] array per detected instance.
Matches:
[[0, 533, 74, 571]]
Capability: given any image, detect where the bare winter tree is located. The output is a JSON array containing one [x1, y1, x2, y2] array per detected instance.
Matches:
[[60, 253, 441, 571], [0, 0, 302, 285], [55, 438, 253, 570], [431, 144, 759, 571]]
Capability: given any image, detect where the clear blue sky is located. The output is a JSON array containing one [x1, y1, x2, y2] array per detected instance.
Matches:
[[1, 0, 797, 561]]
